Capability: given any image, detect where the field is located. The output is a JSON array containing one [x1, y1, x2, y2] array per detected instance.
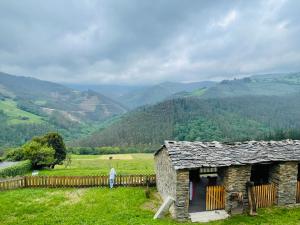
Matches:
[[1, 187, 300, 225], [0, 99, 43, 124], [2, 153, 300, 224], [38, 154, 155, 176]]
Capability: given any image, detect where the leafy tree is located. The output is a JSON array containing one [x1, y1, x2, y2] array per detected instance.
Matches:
[[5, 147, 24, 161], [4, 132, 66, 169], [22, 141, 55, 168], [33, 132, 67, 167]]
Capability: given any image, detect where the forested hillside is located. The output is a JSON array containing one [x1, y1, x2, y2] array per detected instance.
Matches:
[[0, 72, 127, 122], [2, 72, 300, 152], [201, 72, 300, 98], [77, 93, 300, 148], [0, 72, 127, 149]]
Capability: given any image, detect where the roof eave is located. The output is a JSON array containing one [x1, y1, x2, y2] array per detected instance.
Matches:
[[154, 145, 165, 156]]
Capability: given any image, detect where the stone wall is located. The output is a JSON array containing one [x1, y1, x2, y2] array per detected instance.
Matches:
[[219, 165, 251, 213], [154, 148, 177, 216], [269, 161, 298, 205], [174, 170, 189, 221]]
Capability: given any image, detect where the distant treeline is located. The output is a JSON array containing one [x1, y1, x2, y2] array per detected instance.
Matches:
[[261, 129, 300, 141], [67, 145, 157, 155]]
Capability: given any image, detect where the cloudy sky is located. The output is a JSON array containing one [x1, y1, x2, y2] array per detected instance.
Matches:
[[0, 0, 299, 85]]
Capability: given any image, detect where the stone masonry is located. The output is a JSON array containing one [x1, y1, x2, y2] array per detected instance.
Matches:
[[220, 165, 251, 213], [154, 141, 300, 221], [174, 170, 189, 221], [154, 148, 177, 217], [269, 161, 298, 205]]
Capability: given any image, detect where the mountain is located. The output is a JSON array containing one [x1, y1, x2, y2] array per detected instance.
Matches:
[[116, 81, 216, 109], [65, 84, 145, 101], [0, 72, 127, 148], [77, 88, 300, 149], [201, 72, 300, 98], [67, 81, 216, 109], [2, 71, 300, 151], [0, 72, 127, 123]]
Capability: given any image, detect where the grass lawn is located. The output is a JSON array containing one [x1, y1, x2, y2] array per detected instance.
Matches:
[[38, 153, 155, 176], [1, 187, 300, 225]]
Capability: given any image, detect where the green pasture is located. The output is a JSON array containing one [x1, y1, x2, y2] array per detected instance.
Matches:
[[0, 99, 43, 124], [38, 153, 155, 176], [1, 188, 300, 225]]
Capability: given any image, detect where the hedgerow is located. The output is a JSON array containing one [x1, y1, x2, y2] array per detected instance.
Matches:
[[0, 160, 31, 178]]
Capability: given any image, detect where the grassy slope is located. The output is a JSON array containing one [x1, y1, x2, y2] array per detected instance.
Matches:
[[39, 154, 154, 176], [1, 188, 300, 225], [0, 99, 43, 124]]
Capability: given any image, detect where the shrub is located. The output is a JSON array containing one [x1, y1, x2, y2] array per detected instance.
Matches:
[[5, 148, 24, 161], [0, 160, 31, 178], [33, 132, 66, 167], [22, 141, 55, 168], [4, 132, 66, 169]]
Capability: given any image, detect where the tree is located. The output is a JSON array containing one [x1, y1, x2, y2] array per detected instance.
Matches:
[[4, 132, 66, 169], [5, 147, 24, 161], [22, 141, 55, 168], [34, 132, 67, 167], [63, 154, 72, 168]]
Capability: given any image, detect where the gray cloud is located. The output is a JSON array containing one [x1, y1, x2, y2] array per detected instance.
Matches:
[[0, 0, 299, 84]]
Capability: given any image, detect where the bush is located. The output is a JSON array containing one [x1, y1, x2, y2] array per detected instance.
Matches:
[[5, 144, 55, 169], [4, 132, 66, 169], [33, 132, 66, 166], [5, 148, 24, 161], [22, 141, 55, 168], [0, 160, 31, 178]]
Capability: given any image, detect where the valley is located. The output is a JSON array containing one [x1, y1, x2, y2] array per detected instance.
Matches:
[[1, 72, 300, 153]]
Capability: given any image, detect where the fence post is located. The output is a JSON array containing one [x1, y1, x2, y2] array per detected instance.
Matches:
[[247, 181, 257, 215]]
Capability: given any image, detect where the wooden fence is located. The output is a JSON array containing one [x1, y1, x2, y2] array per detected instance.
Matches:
[[297, 181, 300, 203], [206, 185, 225, 211], [0, 176, 25, 190], [253, 184, 277, 208], [0, 174, 156, 191]]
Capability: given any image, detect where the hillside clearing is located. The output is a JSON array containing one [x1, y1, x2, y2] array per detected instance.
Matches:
[[0, 99, 43, 124], [38, 153, 154, 176], [1, 188, 300, 225]]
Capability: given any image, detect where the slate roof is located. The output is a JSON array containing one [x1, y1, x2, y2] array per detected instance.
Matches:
[[155, 140, 300, 170]]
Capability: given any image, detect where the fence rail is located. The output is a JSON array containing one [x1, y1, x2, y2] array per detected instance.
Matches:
[[253, 184, 276, 208], [0, 174, 156, 191], [0, 176, 25, 190], [206, 185, 225, 211], [297, 181, 300, 203]]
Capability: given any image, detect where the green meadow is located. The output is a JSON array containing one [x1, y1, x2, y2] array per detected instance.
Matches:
[[1, 188, 300, 225], [38, 154, 155, 176]]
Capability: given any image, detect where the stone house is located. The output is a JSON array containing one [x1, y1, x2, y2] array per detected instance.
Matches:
[[154, 140, 300, 221]]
